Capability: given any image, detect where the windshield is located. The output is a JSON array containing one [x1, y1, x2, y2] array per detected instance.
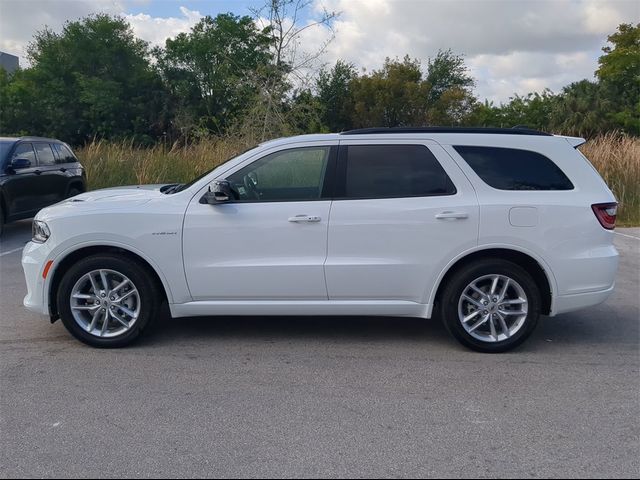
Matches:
[[0, 141, 16, 164], [165, 144, 259, 194]]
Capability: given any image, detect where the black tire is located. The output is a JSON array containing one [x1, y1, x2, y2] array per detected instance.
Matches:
[[440, 259, 541, 353], [67, 187, 82, 198], [57, 253, 161, 348]]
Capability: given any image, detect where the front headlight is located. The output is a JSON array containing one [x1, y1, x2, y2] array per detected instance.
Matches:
[[32, 220, 51, 243]]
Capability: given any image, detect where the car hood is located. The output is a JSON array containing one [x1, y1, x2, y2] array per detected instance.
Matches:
[[69, 184, 166, 204], [35, 185, 168, 221]]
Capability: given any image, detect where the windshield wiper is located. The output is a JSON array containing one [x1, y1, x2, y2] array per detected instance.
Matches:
[[161, 183, 183, 194]]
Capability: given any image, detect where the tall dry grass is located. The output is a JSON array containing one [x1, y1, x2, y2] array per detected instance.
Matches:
[[79, 136, 254, 190], [579, 134, 639, 226], [76, 134, 640, 225]]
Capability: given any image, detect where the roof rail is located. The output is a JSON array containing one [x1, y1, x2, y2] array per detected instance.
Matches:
[[339, 127, 552, 136]]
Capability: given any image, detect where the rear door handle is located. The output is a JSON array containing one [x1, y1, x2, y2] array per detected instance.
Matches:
[[288, 215, 322, 223], [436, 211, 469, 220], [34, 170, 42, 175]]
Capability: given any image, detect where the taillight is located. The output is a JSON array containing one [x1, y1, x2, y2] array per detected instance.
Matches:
[[591, 202, 617, 230]]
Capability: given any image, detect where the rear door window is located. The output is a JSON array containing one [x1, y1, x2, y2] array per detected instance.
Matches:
[[453, 146, 574, 190], [34, 143, 57, 166], [338, 144, 456, 199]]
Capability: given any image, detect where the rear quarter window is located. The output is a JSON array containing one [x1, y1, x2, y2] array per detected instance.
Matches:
[[453, 146, 574, 191]]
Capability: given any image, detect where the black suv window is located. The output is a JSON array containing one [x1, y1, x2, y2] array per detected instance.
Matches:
[[226, 146, 332, 202], [454, 146, 574, 191], [52, 143, 76, 163], [11, 143, 36, 164], [34, 143, 56, 166], [339, 144, 456, 199]]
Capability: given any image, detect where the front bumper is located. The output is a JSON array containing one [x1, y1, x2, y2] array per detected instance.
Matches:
[[22, 241, 53, 316]]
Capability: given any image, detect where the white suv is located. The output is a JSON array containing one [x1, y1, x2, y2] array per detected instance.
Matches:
[[22, 127, 619, 352]]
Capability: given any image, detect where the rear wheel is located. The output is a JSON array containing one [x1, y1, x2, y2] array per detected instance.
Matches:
[[440, 259, 541, 353], [67, 187, 82, 198], [57, 254, 160, 347]]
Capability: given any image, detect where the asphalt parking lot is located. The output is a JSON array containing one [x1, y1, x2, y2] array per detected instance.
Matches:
[[1, 219, 638, 478]]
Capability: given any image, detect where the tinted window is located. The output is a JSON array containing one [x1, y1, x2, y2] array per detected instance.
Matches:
[[52, 143, 76, 163], [34, 143, 56, 166], [0, 141, 16, 164], [226, 147, 331, 202], [11, 143, 36, 164], [454, 146, 574, 191], [342, 145, 456, 198]]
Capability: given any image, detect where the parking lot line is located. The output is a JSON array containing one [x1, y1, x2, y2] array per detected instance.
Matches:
[[0, 247, 24, 257]]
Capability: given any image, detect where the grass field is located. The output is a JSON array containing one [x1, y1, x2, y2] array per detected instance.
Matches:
[[77, 134, 640, 225]]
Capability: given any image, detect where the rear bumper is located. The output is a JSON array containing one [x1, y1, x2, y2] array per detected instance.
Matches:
[[551, 284, 616, 316]]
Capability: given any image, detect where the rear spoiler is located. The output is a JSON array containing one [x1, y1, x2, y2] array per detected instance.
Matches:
[[556, 135, 587, 148]]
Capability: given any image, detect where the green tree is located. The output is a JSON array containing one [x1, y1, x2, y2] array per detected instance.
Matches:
[[156, 14, 273, 137], [21, 14, 166, 143], [316, 60, 356, 131], [349, 56, 430, 127], [596, 23, 640, 134], [425, 50, 476, 124]]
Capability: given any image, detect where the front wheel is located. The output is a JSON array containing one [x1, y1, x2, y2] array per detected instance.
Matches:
[[57, 254, 160, 347], [440, 259, 541, 353]]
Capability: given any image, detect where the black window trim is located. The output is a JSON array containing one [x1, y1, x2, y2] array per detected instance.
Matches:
[[333, 143, 458, 201], [453, 145, 575, 192], [218, 145, 339, 204]]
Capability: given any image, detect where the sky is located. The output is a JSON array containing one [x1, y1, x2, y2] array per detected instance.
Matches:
[[0, 0, 638, 103]]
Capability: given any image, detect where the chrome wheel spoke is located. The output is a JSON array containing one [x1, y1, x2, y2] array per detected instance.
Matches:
[[490, 276, 500, 295], [87, 308, 101, 332], [109, 279, 130, 296], [116, 305, 138, 320], [100, 309, 110, 336], [501, 309, 527, 316], [463, 309, 481, 323], [489, 315, 498, 340], [72, 304, 100, 311], [110, 309, 129, 328], [88, 273, 99, 295], [462, 294, 484, 309], [501, 298, 526, 305], [117, 288, 138, 302], [99, 270, 110, 292], [497, 313, 510, 338], [469, 284, 488, 299], [468, 314, 489, 333], [499, 278, 510, 301], [72, 293, 96, 300]]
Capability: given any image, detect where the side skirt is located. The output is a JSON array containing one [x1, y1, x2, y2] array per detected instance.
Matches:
[[169, 300, 431, 319]]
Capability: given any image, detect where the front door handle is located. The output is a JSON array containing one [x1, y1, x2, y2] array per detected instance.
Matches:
[[288, 215, 321, 223], [436, 211, 469, 220], [34, 170, 42, 175]]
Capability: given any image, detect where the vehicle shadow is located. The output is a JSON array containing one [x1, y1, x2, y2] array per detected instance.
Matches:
[[139, 305, 639, 352], [142, 312, 454, 348]]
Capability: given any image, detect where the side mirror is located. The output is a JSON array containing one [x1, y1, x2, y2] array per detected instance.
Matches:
[[11, 158, 32, 170], [200, 180, 234, 205]]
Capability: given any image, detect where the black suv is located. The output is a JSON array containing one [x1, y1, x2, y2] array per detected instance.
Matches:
[[0, 137, 86, 235]]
